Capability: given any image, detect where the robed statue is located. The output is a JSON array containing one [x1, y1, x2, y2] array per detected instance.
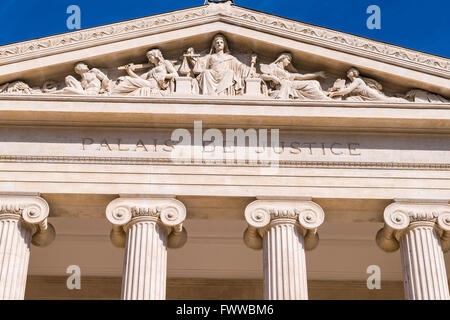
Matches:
[[191, 34, 256, 96]]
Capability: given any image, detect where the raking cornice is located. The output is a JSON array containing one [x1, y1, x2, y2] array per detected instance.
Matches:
[[0, 2, 448, 79]]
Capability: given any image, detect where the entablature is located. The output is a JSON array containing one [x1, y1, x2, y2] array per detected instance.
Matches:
[[0, 95, 449, 133]]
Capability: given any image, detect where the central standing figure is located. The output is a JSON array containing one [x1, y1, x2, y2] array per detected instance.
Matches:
[[194, 34, 254, 96]]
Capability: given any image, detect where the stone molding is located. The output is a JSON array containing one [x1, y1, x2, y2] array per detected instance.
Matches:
[[0, 2, 448, 79], [230, 6, 450, 78], [1, 95, 450, 106], [1, 155, 449, 171], [376, 201, 450, 252], [0, 195, 55, 247], [243, 199, 325, 250], [106, 197, 187, 249]]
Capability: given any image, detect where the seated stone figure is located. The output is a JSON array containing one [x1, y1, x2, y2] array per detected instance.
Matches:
[[328, 68, 406, 102], [57, 62, 111, 95], [112, 49, 178, 96], [260, 52, 330, 100], [192, 34, 255, 96]]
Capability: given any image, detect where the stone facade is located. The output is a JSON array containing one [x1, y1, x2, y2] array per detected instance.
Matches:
[[0, 1, 449, 300]]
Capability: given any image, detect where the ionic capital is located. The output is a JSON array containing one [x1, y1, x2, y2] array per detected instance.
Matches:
[[106, 197, 187, 249], [243, 199, 325, 251], [0, 195, 55, 247], [376, 201, 450, 252]]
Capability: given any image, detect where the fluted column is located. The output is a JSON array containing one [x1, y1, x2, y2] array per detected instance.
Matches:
[[106, 197, 187, 300], [243, 199, 325, 300], [376, 201, 450, 300], [0, 195, 55, 300]]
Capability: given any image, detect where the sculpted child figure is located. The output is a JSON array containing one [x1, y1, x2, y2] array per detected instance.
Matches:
[[58, 62, 111, 95], [113, 49, 178, 96], [192, 34, 256, 96], [260, 52, 330, 100]]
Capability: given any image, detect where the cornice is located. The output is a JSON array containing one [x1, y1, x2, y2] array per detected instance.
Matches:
[[0, 3, 448, 78], [0, 5, 214, 66], [0, 94, 449, 108], [228, 6, 450, 78], [0, 96, 449, 134]]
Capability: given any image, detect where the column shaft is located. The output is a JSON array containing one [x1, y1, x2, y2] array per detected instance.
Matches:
[[0, 216, 32, 300], [244, 199, 324, 301], [121, 219, 168, 300], [263, 222, 307, 300], [400, 223, 450, 300]]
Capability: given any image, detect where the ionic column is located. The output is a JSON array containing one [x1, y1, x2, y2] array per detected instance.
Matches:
[[0, 195, 55, 300], [243, 199, 325, 300], [376, 201, 450, 300], [106, 197, 187, 300]]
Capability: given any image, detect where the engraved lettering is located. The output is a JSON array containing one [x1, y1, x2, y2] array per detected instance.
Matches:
[[290, 142, 301, 154], [80, 135, 363, 160], [135, 140, 148, 152], [99, 139, 112, 151], [348, 143, 361, 156], [117, 139, 129, 151], [330, 143, 344, 155], [82, 138, 94, 150], [303, 142, 316, 155], [162, 139, 175, 152]]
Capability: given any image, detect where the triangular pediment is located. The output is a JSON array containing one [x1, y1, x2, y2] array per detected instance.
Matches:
[[0, 1, 448, 102]]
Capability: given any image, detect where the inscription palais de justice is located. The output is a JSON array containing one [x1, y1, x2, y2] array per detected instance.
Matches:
[[81, 138, 362, 157]]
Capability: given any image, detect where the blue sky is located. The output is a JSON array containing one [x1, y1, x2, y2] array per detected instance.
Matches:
[[0, 0, 448, 58]]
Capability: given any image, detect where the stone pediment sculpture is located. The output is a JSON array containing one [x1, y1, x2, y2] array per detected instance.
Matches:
[[55, 62, 112, 95], [112, 49, 178, 97], [0, 1, 448, 103], [327, 68, 407, 102], [0, 81, 37, 94], [260, 53, 330, 100], [190, 34, 256, 96]]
